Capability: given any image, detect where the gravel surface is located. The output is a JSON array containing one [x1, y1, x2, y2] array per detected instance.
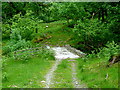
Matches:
[[45, 46, 86, 88]]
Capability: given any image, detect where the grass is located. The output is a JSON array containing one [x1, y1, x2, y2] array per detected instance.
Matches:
[[76, 56, 118, 88], [0, 42, 2, 89], [2, 56, 55, 88], [2, 20, 119, 88], [2, 20, 72, 88], [34, 20, 74, 46], [51, 59, 74, 88], [0, 59, 1, 89]]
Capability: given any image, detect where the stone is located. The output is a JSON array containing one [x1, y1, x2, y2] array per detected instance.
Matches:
[[41, 80, 46, 83]]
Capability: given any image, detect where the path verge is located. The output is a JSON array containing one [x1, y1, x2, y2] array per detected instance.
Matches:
[[69, 60, 87, 88]]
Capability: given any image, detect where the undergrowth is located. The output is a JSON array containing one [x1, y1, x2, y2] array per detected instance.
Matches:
[[76, 41, 119, 88]]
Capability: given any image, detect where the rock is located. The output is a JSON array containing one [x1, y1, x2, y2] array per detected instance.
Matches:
[[9, 85, 18, 88], [65, 45, 86, 57], [41, 80, 46, 83], [46, 46, 50, 49]]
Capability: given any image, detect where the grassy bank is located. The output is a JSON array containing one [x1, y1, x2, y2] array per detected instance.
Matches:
[[76, 56, 118, 88], [35, 21, 74, 46], [2, 56, 55, 88], [2, 20, 72, 88], [2, 19, 119, 88]]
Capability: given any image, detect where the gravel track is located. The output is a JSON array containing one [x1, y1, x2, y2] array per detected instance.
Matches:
[[45, 46, 86, 88]]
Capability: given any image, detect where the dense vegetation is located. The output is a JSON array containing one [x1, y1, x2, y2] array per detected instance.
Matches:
[[2, 2, 119, 88], [2, 2, 120, 53]]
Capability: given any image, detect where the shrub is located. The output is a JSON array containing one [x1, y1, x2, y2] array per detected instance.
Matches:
[[10, 14, 34, 41], [2, 40, 33, 56], [2, 24, 11, 40], [2, 56, 8, 82], [2, 39, 55, 60], [2, 13, 42, 41], [72, 19, 113, 53], [108, 21, 120, 43], [86, 41, 119, 58], [66, 20, 76, 28], [97, 41, 119, 58]]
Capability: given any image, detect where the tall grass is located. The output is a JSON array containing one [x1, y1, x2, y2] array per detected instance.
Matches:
[[2, 46, 55, 88], [76, 41, 119, 88]]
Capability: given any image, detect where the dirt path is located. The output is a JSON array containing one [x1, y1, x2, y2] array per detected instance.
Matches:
[[45, 46, 86, 88], [69, 60, 87, 88], [45, 59, 62, 88]]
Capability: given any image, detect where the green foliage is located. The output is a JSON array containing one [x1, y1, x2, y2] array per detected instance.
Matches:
[[96, 41, 119, 58], [10, 14, 37, 41], [72, 19, 112, 53], [2, 2, 27, 22], [2, 24, 11, 39], [65, 20, 77, 28], [2, 56, 54, 88], [53, 2, 88, 23], [108, 21, 120, 42], [76, 42, 119, 88], [2, 40, 32, 55], [77, 54, 118, 88], [2, 72, 8, 82], [83, 41, 119, 61], [52, 60, 73, 88], [2, 45, 11, 55], [2, 2, 119, 88], [2, 57, 8, 82]]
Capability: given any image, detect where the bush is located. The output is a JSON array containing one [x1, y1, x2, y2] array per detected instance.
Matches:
[[67, 20, 76, 28], [2, 24, 11, 39], [72, 19, 113, 53], [2, 40, 33, 56], [82, 41, 119, 61], [2, 39, 55, 61], [2, 13, 42, 41], [10, 14, 35, 41], [2, 45, 11, 55], [2, 56, 8, 82], [108, 21, 120, 42], [97, 41, 119, 58]]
